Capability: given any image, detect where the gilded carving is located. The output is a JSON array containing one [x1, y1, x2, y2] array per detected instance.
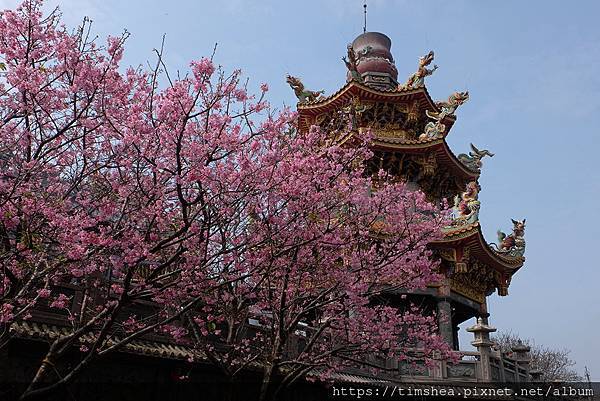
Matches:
[[421, 153, 437, 176], [450, 260, 496, 304], [455, 247, 470, 273], [407, 101, 420, 123], [356, 101, 426, 139], [450, 277, 485, 304], [364, 151, 466, 202], [439, 247, 470, 273], [370, 128, 409, 139]]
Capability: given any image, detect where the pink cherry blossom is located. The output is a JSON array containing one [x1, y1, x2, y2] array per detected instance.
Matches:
[[0, 2, 454, 399], [49, 294, 70, 309]]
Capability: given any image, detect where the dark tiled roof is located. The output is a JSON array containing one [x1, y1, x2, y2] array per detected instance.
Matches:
[[10, 321, 199, 360]]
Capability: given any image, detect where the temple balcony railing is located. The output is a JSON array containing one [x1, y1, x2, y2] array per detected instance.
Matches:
[[362, 348, 534, 383]]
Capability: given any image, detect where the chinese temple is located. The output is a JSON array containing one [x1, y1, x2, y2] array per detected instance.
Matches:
[[288, 31, 530, 381]]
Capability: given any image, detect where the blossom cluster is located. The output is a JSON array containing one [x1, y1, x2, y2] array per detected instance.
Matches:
[[0, 0, 454, 394]]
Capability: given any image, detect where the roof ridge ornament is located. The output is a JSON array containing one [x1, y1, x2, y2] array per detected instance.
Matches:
[[427, 91, 470, 120], [398, 50, 438, 91], [342, 45, 363, 83], [285, 75, 324, 103], [458, 143, 494, 172], [491, 219, 526, 257], [419, 119, 446, 141], [419, 91, 470, 140], [450, 181, 481, 226]]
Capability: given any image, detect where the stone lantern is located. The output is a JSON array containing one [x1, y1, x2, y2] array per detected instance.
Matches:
[[467, 317, 497, 381]]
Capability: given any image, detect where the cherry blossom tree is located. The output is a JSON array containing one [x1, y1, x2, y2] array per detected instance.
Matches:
[[183, 126, 455, 401], [0, 1, 454, 400], [0, 1, 283, 398]]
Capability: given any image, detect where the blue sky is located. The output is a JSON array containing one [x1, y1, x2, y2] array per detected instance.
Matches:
[[4, 0, 599, 378]]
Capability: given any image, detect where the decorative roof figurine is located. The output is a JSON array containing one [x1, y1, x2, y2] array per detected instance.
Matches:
[[493, 219, 526, 257], [420, 92, 469, 141], [343, 44, 363, 83], [286, 75, 324, 103], [451, 181, 481, 225], [458, 143, 495, 172], [419, 119, 446, 141], [426, 91, 470, 121], [399, 50, 438, 90]]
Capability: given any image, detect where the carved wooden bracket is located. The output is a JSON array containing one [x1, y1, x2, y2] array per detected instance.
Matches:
[[440, 246, 470, 273]]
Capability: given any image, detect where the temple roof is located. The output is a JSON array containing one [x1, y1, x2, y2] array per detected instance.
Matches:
[[289, 30, 525, 299], [367, 138, 479, 182], [296, 80, 476, 184], [297, 80, 456, 134], [10, 320, 199, 361], [437, 222, 525, 271]]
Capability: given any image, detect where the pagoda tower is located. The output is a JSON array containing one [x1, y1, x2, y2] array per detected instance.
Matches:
[[288, 32, 526, 352]]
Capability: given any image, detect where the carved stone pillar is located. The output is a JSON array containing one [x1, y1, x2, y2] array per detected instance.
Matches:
[[435, 284, 454, 347], [436, 298, 454, 347], [467, 317, 497, 381], [452, 325, 460, 350]]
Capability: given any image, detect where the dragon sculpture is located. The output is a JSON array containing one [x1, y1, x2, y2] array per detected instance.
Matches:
[[458, 143, 494, 171], [426, 91, 470, 121], [493, 219, 526, 257], [342, 44, 362, 82], [419, 120, 446, 141], [451, 181, 481, 225], [420, 91, 469, 141], [286, 75, 324, 103], [399, 50, 438, 90]]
